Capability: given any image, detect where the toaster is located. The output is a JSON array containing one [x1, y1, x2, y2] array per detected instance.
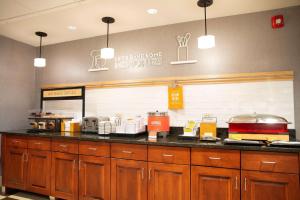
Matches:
[[82, 117, 99, 133]]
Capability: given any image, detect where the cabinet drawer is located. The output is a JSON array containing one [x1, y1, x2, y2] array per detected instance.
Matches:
[[242, 151, 299, 174], [111, 143, 147, 161], [79, 141, 110, 157], [192, 148, 240, 169], [28, 137, 51, 151], [52, 139, 79, 154], [6, 136, 27, 148], [148, 146, 190, 165]]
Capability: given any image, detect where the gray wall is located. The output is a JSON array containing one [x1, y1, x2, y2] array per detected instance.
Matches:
[[36, 6, 300, 138], [0, 36, 36, 131]]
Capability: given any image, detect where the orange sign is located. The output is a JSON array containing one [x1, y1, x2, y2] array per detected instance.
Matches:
[[168, 85, 184, 110]]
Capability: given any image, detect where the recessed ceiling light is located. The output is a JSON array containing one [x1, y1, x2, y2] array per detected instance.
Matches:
[[67, 25, 77, 30], [147, 8, 158, 15]]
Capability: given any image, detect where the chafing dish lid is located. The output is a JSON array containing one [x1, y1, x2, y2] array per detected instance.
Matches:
[[228, 114, 289, 124]]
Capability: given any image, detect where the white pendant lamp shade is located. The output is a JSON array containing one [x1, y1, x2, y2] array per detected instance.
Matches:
[[34, 31, 47, 68], [101, 17, 115, 59], [34, 58, 46, 67], [101, 47, 115, 59], [198, 35, 215, 49], [197, 0, 215, 49]]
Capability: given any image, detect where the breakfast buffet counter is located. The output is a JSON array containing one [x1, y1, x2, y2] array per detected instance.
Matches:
[[1, 130, 300, 200]]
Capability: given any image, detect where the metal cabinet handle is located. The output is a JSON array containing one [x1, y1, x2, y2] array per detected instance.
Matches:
[[244, 178, 247, 191], [148, 168, 151, 181], [22, 153, 28, 162], [22, 153, 26, 162], [162, 154, 174, 157], [59, 144, 67, 148], [79, 160, 81, 169], [208, 157, 221, 160], [35, 142, 42, 145], [235, 176, 238, 190], [122, 150, 133, 154], [141, 168, 144, 180], [73, 160, 77, 169], [88, 147, 97, 151], [262, 161, 276, 164], [13, 140, 20, 145]]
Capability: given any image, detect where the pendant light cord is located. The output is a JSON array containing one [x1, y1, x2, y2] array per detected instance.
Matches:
[[106, 22, 109, 48], [204, 2, 207, 35], [39, 36, 42, 58]]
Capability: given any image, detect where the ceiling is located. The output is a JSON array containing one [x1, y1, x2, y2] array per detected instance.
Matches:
[[0, 0, 299, 46]]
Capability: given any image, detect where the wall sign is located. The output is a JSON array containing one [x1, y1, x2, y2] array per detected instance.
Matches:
[[88, 50, 108, 72], [168, 85, 184, 110], [115, 51, 163, 69], [43, 88, 82, 98], [170, 32, 197, 65]]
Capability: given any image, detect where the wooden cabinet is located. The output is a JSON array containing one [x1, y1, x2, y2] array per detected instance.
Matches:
[[148, 162, 190, 200], [51, 152, 79, 200], [79, 155, 110, 200], [242, 151, 299, 174], [4, 147, 27, 190], [26, 149, 51, 195], [2, 134, 300, 200], [148, 146, 190, 165], [192, 148, 240, 169], [242, 170, 299, 200], [111, 143, 147, 161], [191, 166, 240, 200], [111, 158, 147, 200], [3, 136, 51, 195]]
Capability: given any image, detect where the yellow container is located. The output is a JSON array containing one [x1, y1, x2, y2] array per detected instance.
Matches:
[[200, 116, 217, 139], [61, 120, 81, 132], [200, 122, 217, 138]]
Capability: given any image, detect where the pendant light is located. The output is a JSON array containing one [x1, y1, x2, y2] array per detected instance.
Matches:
[[34, 31, 47, 67], [197, 0, 215, 49], [101, 17, 115, 59]]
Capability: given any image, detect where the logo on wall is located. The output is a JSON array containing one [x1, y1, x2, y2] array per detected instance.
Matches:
[[170, 32, 197, 65], [88, 50, 109, 72], [115, 51, 163, 69]]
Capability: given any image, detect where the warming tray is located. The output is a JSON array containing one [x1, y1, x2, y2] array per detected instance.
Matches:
[[223, 138, 265, 146], [270, 141, 300, 147]]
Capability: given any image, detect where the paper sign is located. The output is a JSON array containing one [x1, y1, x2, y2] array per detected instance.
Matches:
[[168, 85, 184, 110], [43, 88, 82, 98]]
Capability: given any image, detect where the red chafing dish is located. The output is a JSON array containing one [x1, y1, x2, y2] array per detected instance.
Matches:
[[228, 114, 290, 134]]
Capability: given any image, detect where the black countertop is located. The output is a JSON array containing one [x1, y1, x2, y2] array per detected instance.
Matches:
[[1, 130, 300, 153]]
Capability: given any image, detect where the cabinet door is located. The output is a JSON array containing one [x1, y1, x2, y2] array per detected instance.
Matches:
[[27, 149, 51, 195], [4, 147, 27, 190], [191, 166, 240, 200], [242, 170, 300, 200], [51, 152, 78, 200], [111, 158, 147, 200], [79, 155, 110, 200], [148, 162, 190, 200]]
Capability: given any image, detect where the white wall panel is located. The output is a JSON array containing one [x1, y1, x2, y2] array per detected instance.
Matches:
[[85, 80, 295, 129]]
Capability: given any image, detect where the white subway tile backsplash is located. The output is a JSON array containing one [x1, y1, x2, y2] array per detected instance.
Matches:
[[45, 81, 295, 129]]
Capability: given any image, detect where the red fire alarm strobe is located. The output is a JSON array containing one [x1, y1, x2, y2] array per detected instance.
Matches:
[[272, 15, 284, 29]]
